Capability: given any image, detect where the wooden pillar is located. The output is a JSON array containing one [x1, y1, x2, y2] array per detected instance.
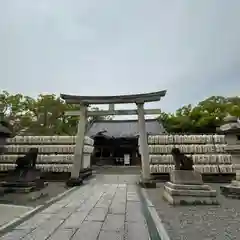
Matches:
[[137, 102, 150, 180], [71, 104, 87, 179]]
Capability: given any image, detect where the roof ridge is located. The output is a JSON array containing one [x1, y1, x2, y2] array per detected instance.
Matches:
[[86, 118, 165, 138]]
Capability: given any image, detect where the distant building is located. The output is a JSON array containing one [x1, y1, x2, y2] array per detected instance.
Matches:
[[86, 119, 166, 166]]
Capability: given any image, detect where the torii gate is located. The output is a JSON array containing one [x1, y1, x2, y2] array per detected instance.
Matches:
[[60, 90, 166, 183]]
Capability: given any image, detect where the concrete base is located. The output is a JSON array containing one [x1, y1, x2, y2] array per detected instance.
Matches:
[[220, 180, 240, 198], [163, 170, 219, 205], [163, 181, 219, 205], [66, 177, 83, 187]]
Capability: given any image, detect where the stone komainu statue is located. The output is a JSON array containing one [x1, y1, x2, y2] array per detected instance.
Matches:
[[171, 147, 194, 171], [16, 148, 38, 169]]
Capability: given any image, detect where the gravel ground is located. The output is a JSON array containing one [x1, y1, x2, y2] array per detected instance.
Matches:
[[146, 183, 240, 240]]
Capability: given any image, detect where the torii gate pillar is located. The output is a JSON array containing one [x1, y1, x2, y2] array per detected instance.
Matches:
[[137, 102, 151, 180], [71, 104, 87, 179]]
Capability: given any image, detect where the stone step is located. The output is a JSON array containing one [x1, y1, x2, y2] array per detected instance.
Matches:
[[3, 186, 35, 193], [164, 185, 217, 197], [220, 183, 240, 196], [2, 181, 48, 194], [165, 181, 211, 190], [163, 189, 219, 205], [1, 181, 36, 187]]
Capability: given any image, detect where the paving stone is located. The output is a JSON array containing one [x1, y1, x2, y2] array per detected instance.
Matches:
[[53, 207, 76, 219], [126, 202, 142, 211], [126, 202, 145, 223], [71, 221, 102, 240], [63, 199, 84, 208], [85, 207, 108, 222], [48, 228, 76, 240], [0, 229, 29, 240], [126, 212, 146, 223], [102, 193, 115, 200], [127, 185, 138, 191], [125, 222, 150, 240], [102, 214, 125, 232], [127, 192, 140, 202], [22, 218, 64, 240], [41, 204, 66, 214], [15, 213, 52, 230], [98, 231, 124, 240], [76, 201, 97, 213], [95, 198, 112, 208], [112, 195, 126, 205], [109, 203, 126, 215], [61, 211, 89, 229]]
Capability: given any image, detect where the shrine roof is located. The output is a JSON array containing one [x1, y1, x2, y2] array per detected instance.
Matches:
[[60, 90, 166, 104], [86, 119, 166, 138]]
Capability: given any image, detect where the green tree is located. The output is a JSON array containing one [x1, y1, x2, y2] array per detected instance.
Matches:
[[0, 91, 32, 135], [159, 96, 240, 133], [0, 91, 112, 136]]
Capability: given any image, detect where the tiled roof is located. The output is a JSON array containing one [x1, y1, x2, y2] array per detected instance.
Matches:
[[86, 119, 166, 138]]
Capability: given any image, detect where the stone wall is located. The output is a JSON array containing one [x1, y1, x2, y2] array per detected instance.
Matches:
[[0, 134, 234, 175], [148, 134, 233, 174], [0, 136, 94, 172]]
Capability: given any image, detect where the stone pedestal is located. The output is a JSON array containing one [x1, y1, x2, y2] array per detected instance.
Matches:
[[220, 181, 240, 198], [1, 168, 47, 193], [163, 170, 219, 205], [220, 155, 240, 198], [66, 177, 83, 187], [218, 115, 240, 198]]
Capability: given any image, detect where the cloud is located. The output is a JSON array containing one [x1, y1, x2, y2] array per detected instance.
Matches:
[[0, 0, 239, 113]]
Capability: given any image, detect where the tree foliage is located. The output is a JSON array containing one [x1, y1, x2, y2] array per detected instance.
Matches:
[[1, 91, 239, 135], [0, 91, 109, 136], [159, 96, 240, 133]]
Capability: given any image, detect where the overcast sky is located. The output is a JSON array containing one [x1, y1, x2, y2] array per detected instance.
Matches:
[[0, 0, 239, 115]]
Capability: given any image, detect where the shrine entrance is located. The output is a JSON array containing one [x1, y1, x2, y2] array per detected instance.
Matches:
[[60, 90, 166, 181], [87, 119, 164, 166], [92, 134, 140, 166]]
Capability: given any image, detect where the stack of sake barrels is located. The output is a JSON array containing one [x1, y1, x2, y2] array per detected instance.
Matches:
[[148, 134, 233, 175], [0, 136, 94, 173]]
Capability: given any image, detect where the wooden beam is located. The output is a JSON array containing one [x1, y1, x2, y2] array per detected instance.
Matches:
[[65, 109, 161, 116], [60, 90, 167, 104]]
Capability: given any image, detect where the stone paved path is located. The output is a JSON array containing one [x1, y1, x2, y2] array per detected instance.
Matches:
[[1, 177, 150, 240], [0, 204, 33, 229]]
